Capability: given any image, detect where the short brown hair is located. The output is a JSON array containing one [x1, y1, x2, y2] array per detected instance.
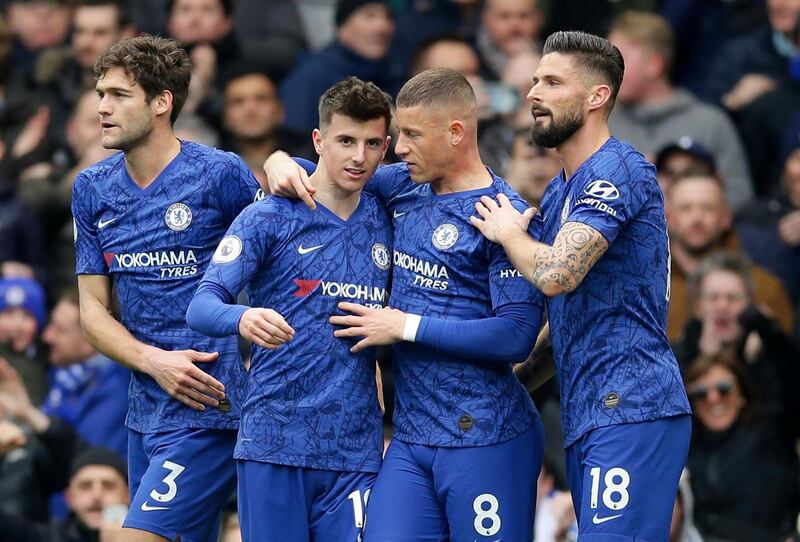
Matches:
[[609, 11, 675, 76], [318, 77, 392, 132], [396, 68, 476, 112], [688, 251, 755, 303], [94, 34, 191, 124], [542, 31, 624, 115], [684, 354, 761, 425]]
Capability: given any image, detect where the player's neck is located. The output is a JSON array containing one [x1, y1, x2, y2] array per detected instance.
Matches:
[[432, 150, 493, 195], [308, 168, 362, 220], [124, 130, 181, 189], [557, 119, 611, 180]]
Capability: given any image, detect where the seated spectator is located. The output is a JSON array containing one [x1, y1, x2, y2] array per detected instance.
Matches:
[[220, 65, 312, 187], [41, 289, 129, 457], [672, 252, 800, 439], [0, 444, 129, 542], [654, 139, 716, 196], [736, 116, 800, 335], [607, 11, 753, 211], [665, 172, 794, 340], [280, 0, 397, 134], [0, 277, 46, 405], [475, 0, 543, 79], [166, 0, 243, 125], [684, 354, 800, 542], [504, 131, 560, 207], [0, 183, 47, 284], [5, 0, 70, 77], [230, 0, 306, 76], [36, 0, 135, 143], [411, 34, 480, 77], [703, 0, 800, 195]]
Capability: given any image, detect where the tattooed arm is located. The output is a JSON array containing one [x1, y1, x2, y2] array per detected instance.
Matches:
[[514, 323, 556, 392], [471, 193, 609, 296]]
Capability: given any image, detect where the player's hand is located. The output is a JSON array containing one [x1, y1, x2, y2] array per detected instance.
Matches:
[[470, 193, 537, 244], [263, 151, 317, 209], [239, 308, 295, 350], [330, 302, 405, 353], [778, 210, 800, 247], [142, 347, 226, 411]]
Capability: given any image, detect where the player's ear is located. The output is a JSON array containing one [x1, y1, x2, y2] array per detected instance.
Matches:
[[312, 128, 323, 156], [449, 120, 465, 146], [381, 134, 391, 158], [588, 84, 611, 112], [154, 89, 173, 117]]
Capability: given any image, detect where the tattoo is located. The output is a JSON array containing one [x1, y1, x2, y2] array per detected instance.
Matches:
[[530, 222, 608, 294], [514, 335, 554, 392]]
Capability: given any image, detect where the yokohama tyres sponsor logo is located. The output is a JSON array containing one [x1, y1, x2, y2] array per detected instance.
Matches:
[[292, 279, 388, 305], [113, 250, 198, 268]]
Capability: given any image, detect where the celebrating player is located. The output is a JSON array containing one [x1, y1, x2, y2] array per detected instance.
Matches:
[[186, 77, 392, 542], [264, 68, 545, 542], [470, 31, 692, 541], [72, 36, 260, 542]]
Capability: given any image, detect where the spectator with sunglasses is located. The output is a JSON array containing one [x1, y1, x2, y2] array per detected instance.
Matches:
[[672, 251, 800, 441], [683, 354, 800, 542]]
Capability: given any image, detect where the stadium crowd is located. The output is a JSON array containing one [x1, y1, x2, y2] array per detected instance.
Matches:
[[0, 0, 798, 541]]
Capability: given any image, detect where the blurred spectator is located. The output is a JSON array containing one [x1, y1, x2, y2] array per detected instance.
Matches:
[[220, 64, 312, 187], [0, 445, 129, 542], [683, 355, 800, 542], [672, 252, 800, 438], [608, 11, 753, 211], [40, 289, 129, 457], [36, 0, 134, 142], [479, 47, 539, 173], [388, 0, 480, 80], [670, 470, 704, 542], [476, 0, 543, 79], [534, 457, 577, 541], [504, 131, 560, 207], [703, 0, 800, 196], [0, 277, 46, 405], [665, 172, 794, 341], [279, 0, 397, 134], [654, 139, 716, 196], [0, 180, 47, 283], [661, 0, 765, 96], [295, 0, 337, 51], [5, 0, 70, 76], [166, 0, 241, 124], [231, 0, 306, 76], [411, 34, 480, 77], [220, 509, 242, 542], [736, 115, 800, 330]]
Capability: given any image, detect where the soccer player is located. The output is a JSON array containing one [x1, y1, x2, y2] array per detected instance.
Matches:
[[185, 77, 393, 542], [71, 36, 260, 542], [470, 31, 692, 541], [264, 68, 545, 542]]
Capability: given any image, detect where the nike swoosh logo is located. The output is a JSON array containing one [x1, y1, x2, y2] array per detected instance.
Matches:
[[97, 217, 117, 229], [141, 501, 170, 511], [592, 513, 622, 524], [393, 210, 406, 219], [298, 244, 324, 255]]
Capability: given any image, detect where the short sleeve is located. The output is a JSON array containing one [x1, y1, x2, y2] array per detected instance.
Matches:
[[566, 164, 649, 244], [217, 153, 261, 224], [71, 173, 107, 275], [200, 203, 276, 298]]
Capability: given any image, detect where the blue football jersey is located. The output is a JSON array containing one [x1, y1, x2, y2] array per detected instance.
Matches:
[[199, 194, 391, 473], [71, 141, 260, 433], [368, 163, 543, 448], [538, 137, 691, 446]]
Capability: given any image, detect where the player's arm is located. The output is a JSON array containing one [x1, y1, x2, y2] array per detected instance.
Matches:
[[513, 323, 555, 392], [330, 300, 541, 364], [470, 194, 609, 296], [186, 282, 294, 350], [77, 274, 225, 411]]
